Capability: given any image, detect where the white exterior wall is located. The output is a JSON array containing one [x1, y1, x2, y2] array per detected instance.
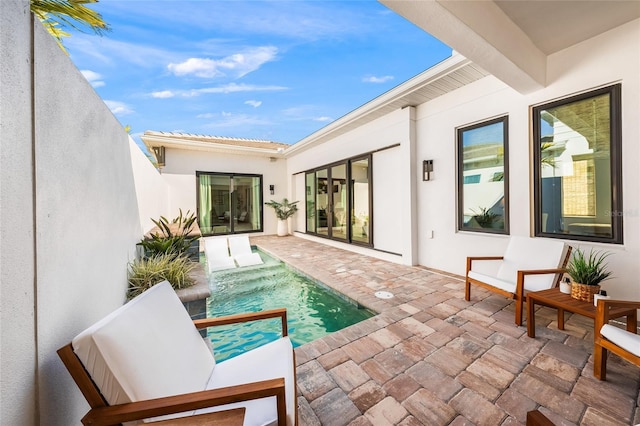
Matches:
[[416, 19, 640, 301], [130, 139, 169, 232], [160, 148, 289, 234], [287, 107, 417, 263], [0, 1, 37, 423], [1, 4, 169, 423]]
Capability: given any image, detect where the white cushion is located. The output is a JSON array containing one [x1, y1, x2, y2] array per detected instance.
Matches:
[[235, 253, 264, 267], [601, 324, 640, 357], [204, 237, 237, 272], [195, 337, 296, 426], [72, 281, 216, 410], [495, 236, 567, 292], [467, 270, 515, 293]]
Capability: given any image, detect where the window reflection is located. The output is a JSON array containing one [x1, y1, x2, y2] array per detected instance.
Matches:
[[458, 117, 509, 233]]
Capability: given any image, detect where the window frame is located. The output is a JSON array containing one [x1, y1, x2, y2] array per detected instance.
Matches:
[[195, 171, 264, 236], [532, 84, 623, 244], [456, 116, 510, 235]]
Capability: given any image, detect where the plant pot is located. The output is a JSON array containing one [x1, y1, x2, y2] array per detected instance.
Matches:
[[559, 281, 572, 294], [571, 282, 600, 303], [276, 219, 288, 236]]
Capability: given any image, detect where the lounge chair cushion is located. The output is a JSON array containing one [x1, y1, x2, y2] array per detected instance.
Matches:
[[72, 281, 216, 408], [196, 336, 296, 426], [470, 236, 567, 292], [601, 324, 640, 357]]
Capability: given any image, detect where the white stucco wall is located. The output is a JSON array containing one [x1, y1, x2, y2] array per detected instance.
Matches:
[[159, 147, 289, 234], [0, 1, 37, 424], [286, 107, 417, 263], [1, 6, 169, 423], [415, 19, 640, 301], [130, 138, 169, 233]]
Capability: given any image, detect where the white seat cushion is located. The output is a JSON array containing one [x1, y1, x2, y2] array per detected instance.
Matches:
[[467, 270, 515, 293], [601, 324, 640, 357], [235, 253, 264, 267], [72, 281, 216, 409], [195, 337, 296, 426], [495, 236, 567, 292]]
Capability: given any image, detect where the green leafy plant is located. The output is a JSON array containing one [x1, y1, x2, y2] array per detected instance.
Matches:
[[471, 207, 498, 228], [139, 209, 200, 258], [566, 248, 613, 286], [265, 198, 299, 220], [127, 254, 196, 299]]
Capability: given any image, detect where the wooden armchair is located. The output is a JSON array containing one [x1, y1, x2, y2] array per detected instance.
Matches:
[[465, 236, 571, 326], [57, 281, 297, 425], [593, 299, 640, 381]]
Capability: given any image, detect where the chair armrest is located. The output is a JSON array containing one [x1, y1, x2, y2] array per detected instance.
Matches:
[[81, 378, 286, 426], [518, 268, 566, 276], [193, 308, 288, 337], [596, 299, 640, 329], [466, 256, 503, 274]]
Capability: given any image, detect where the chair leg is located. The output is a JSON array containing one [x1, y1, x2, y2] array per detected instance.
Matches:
[[515, 297, 523, 326], [594, 343, 607, 380], [465, 279, 471, 301]]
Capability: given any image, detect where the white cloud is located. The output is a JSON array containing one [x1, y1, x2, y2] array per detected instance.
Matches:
[[80, 69, 105, 88], [245, 100, 262, 108], [362, 75, 394, 84], [313, 116, 333, 122], [151, 90, 175, 99], [196, 113, 216, 119], [104, 100, 134, 116], [149, 83, 287, 98], [168, 46, 278, 79]]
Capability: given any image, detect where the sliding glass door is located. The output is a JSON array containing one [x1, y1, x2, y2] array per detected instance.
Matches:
[[197, 172, 262, 236], [305, 156, 371, 246]]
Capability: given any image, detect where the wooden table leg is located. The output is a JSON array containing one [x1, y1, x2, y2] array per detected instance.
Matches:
[[527, 296, 535, 338], [557, 308, 565, 330], [626, 310, 637, 333]]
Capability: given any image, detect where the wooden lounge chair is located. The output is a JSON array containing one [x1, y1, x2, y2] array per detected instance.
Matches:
[[594, 299, 640, 380], [57, 281, 297, 425], [465, 236, 571, 326]]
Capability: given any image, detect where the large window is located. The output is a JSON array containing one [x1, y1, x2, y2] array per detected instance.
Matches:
[[305, 155, 371, 246], [457, 116, 509, 234], [533, 84, 622, 244], [196, 172, 263, 236]]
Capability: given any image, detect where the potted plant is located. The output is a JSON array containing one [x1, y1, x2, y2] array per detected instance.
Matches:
[[265, 198, 299, 236], [566, 248, 613, 302]]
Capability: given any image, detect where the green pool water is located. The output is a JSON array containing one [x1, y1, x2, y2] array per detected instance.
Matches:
[[206, 250, 374, 362]]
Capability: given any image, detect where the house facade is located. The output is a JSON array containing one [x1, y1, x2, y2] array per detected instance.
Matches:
[[144, 9, 640, 302]]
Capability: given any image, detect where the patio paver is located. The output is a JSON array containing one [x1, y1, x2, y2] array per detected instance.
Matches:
[[251, 235, 640, 425]]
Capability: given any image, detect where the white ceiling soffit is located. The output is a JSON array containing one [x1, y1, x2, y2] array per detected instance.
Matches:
[[286, 55, 488, 155], [141, 134, 285, 158], [379, 0, 640, 94]]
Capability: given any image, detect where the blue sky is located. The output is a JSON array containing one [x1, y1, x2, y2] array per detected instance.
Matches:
[[63, 0, 452, 150]]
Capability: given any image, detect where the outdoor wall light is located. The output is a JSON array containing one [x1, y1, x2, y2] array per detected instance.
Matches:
[[269, 184, 275, 195], [423, 159, 434, 181], [152, 146, 165, 167]]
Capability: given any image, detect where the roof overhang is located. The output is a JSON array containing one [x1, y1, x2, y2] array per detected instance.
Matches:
[[379, 0, 640, 94], [285, 54, 489, 156], [141, 133, 286, 159]]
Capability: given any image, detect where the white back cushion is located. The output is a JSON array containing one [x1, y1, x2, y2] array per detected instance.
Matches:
[[72, 281, 215, 405], [228, 235, 252, 257], [496, 236, 567, 291]]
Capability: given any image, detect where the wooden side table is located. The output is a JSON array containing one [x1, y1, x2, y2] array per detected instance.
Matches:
[[526, 288, 637, 338], [148, 407, 245, 426]]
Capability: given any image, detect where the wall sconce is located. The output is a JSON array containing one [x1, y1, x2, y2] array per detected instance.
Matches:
[[152, 146, 165, 167], [423, 160, 434, 181], [269, 184, 275, 195]]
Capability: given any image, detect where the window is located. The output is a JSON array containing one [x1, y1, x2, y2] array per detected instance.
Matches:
[[533, 84, 622, 244], [457, 116, 509, 234], [305, 155, 372, 246], [196, 172, 263, 236]]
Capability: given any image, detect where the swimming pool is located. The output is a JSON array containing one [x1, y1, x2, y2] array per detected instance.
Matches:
[[206, 249, 374, 362]]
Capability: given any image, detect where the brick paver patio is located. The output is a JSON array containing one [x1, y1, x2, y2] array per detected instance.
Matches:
[[251, 235, 640, 426]]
